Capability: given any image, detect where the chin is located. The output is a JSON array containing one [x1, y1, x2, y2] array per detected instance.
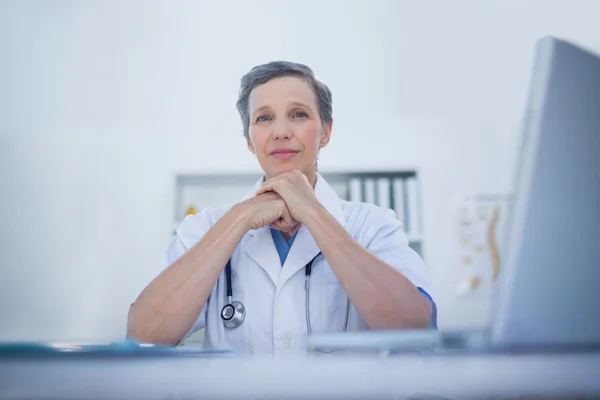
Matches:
[[271, 163, 298, 175], [272, 168, 293, 177]]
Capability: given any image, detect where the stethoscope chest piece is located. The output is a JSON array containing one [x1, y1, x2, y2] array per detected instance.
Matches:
[[221, 300, 245, 329]]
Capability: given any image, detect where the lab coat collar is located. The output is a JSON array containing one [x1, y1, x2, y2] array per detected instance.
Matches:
[[243, 172, 346, 287]]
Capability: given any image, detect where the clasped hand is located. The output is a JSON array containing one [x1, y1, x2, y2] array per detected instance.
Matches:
[[242, 170, 320, 235]]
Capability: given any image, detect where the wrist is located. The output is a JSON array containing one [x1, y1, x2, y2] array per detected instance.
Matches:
[[231, 201, 254, 231], [301, 200, 328, 229]]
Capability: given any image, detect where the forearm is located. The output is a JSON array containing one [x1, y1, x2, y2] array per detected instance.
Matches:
[[303, 205, 431, 330], [127, 204, 250, 345]]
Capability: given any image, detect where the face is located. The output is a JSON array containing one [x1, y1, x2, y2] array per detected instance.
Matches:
[[247, 76, 332, 185]]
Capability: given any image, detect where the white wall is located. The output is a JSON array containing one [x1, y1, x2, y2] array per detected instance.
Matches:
[[1, 0, 599, 342]]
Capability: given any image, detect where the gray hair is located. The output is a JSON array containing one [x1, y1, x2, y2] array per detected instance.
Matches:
[[236, 61, 333, 140]]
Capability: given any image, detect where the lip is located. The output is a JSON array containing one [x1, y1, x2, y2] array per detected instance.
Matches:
[[270, 148, 299, 159]]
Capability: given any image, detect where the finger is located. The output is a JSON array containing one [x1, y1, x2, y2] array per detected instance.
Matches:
[[271, 219, 298, 232], [280, 206, 297, 226], [256, 181, 277, 196], [276, 204, 298, 228], [275, 215, 296, 231]]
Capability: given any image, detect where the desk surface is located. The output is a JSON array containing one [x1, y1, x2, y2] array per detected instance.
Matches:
[[1, 351, 599, 399]]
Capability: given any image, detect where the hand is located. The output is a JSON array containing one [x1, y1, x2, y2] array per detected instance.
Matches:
[[239, 192, 301, 235], [255, 170, 321, 223]]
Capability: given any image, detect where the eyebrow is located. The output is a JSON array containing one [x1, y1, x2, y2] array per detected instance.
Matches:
[[252, 105, 271, 115], [252, 105, 271, 116], [290, 101, 312, 110], [251, 101, 314, 118]]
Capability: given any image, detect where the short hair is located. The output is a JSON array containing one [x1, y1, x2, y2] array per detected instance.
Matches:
[[236, 61, 333, 139]]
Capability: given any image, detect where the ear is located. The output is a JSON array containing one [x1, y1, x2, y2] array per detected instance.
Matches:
[[247, 138, 255, 154], [319, 120, 333, 148]]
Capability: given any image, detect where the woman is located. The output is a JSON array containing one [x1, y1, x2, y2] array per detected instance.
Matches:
[[127, 61, 436, 353]]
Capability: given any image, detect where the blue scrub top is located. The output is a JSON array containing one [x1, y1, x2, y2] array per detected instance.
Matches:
[[270, 227, 298, 265], [270, 228, 437, 329]]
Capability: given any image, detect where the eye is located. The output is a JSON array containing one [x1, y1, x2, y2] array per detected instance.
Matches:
[[256, 115, 271, 123], [293, 111, 308, 118]]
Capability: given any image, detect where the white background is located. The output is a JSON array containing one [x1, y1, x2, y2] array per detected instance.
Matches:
[[1, 0, 599, 342]]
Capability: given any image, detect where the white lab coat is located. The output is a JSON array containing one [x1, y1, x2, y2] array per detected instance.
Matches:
[[149, 173, 433, 354]]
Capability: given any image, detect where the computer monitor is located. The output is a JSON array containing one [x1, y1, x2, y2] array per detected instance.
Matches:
[[307, 36, 600, 354], [490, 36, 600, 349]]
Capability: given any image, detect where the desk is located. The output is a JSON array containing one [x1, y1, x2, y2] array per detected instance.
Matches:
[[1, 351, 599, 399]]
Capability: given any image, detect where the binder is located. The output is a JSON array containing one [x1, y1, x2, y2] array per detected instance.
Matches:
[[392, 178, 406, 225], [376, 177, 391, 209], [405, 177, 421, 238], [348, 178, 362, 202], [364, 178, 376, 204]]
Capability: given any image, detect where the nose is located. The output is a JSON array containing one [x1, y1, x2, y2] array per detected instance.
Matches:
[[272, 119, 292, 140]]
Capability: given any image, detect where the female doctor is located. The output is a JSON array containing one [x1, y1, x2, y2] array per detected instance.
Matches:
[[127, 61, 436, 354]]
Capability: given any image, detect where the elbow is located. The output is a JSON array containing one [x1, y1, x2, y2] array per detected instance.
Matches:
[[413, 296, 433, 329], [126, 305, 151, 344], [368, 295, 432, 330], [399, 293, 432, 329], [398, 288, 434, 329], [126, 304, 180, 347]]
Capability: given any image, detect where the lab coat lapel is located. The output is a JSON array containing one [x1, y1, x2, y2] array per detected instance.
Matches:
[[243, 226, 281, 286], [277, 225, 320, 287], [277, 173, 346, 288]]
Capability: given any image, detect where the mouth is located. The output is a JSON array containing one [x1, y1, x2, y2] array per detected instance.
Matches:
[[271, 149, 299, 159]]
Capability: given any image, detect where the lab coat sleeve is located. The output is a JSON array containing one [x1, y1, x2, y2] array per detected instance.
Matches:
[[363, 207, 435, 302]]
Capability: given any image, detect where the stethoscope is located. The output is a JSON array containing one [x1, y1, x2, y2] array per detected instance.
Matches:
[[221, 252, 350, 337]]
